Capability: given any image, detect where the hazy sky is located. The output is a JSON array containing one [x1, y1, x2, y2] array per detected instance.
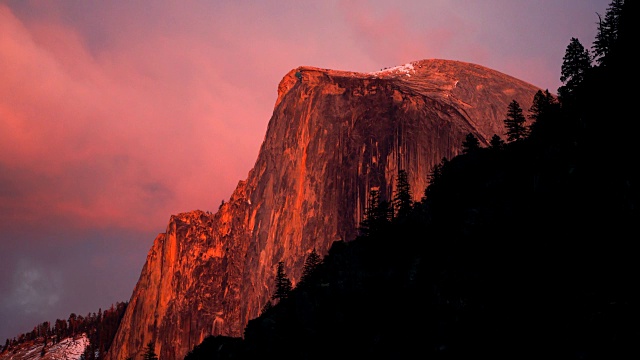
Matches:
[[0, 0, 611, 341]]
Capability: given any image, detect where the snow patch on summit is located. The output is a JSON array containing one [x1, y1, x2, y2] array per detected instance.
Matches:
[[369, 63, 416, 77]]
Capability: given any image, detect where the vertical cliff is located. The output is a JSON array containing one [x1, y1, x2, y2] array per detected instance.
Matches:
[[106, 59, 542, 360]]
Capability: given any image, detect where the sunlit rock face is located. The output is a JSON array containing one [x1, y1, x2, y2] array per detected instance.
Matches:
[[106, 59, 541, 360]]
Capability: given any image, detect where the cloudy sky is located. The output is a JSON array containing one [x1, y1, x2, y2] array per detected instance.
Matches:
[[0, 0, 611, 341]]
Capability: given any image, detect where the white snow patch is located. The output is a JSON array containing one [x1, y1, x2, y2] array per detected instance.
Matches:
[[46, 335, 89, 360], [369, 62, 416, 76]]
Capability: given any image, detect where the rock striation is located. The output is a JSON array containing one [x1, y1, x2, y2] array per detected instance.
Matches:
[[106, 59, 542, 360]]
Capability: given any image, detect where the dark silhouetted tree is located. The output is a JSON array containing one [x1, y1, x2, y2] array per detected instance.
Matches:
[[504, 100, 527, 142], [299, 248, 322, 287], [424, 157, 448, 201], [272, 261, 292, 302], [528, 90, 556, 122], [377, 198, 393, 228], [527, 89, 559, 137], [593, 0, 624, 66], [489, 134, 505, 150], [359, 188, 387, 236], [68, 314, 78, 337], [142, 342, 158, 360], [359, 188, 378, 236], [461, 133, 481, 154], [393, 169, 413, 219], [430, 158, 448, 184], [558, 37, 591, 102]]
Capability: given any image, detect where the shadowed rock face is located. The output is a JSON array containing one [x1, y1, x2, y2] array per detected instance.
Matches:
[[106, 59, 542, 360]]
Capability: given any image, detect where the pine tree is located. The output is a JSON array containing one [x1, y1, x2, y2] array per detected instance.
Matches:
[[558, 37, 592, 102], [393, 169, 413, 219], [429, 158, 447, 184], [528, 90, 555, 122], [299, 248, 322, 287], [504, 100, 528, 142], [359, 188, 381, 237], [593, 0, 624, 66], [527, 89, 558, 137], [424, 157, 448, 201], [461, 133, 481, 154], [68, 313, 78, 337], [142, 342, 158, 360], [377, 199, 393, 224], [489, 134, 505, 150], [271, 261, 292, 302]]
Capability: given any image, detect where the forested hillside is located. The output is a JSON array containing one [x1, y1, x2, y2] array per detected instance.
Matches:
[[1, 302, 127, 360]]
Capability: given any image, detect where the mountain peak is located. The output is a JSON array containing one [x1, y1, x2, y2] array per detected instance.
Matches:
[[108, 58, 542, 360]]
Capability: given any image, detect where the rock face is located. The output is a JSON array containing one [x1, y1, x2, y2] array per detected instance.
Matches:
[[106, 59, 542, 360]]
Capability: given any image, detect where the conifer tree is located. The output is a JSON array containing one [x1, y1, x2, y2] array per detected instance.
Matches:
[[593, 0, 624, 66], [359, 188, 381, 237], [527, 89, 558, 137], [393, 169, 413, 219], [504, 100, 528, 142], [424, 157, 448, 201], [528, 90, 553, 121], [461, 133, 481, 154], [429, 158, 447, 184], [489, 134, 505, 150], [299, 248, 322, 287], [68, 313, 78, 337], [142, 342, 158, 360], [378, 199, 393, 224], [558, 37, 592, 102], [272, 261, 292, 302]]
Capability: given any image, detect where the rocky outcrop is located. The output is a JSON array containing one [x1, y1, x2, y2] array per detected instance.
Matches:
[[106, 59, 542, 360]]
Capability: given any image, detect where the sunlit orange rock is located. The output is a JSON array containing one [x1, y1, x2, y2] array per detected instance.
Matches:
[[106, 59, 542, 360]]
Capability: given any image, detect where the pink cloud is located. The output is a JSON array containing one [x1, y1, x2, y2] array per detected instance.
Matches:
[[336, 0, 486, 72], [0, 4, 273, 234]]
